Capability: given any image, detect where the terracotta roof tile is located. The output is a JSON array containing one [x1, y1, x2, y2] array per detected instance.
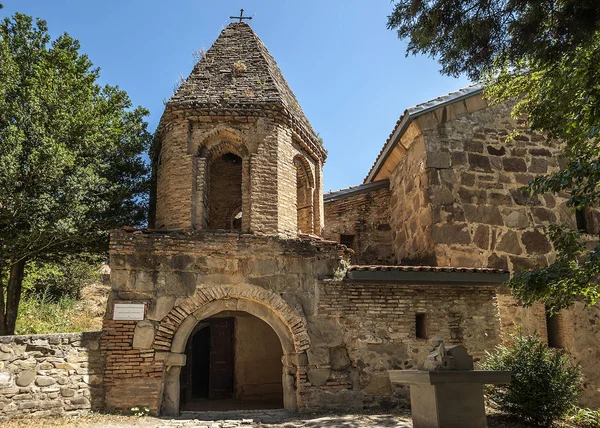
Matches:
[[347, 265, 508, 274]]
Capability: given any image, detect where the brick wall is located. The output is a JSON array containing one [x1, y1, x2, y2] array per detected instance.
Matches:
[[155, 121, 193, 229], [0, 332, 103, 420], [299, 280, 501, 410], [323, 184, 394, 265], [105, 230, 502, 413], [154, 114, 324, 236], [101, 317, 164, 412]]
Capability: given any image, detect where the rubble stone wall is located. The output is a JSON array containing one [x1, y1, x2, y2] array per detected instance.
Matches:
[[420, 100, 573, 271], [300, 280, 502, 410], [323, 184, 394, 265], [0, 332, 103, 420]]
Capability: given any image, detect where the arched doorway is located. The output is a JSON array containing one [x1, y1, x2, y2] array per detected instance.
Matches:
[[158, 287, 308, 416], [179, 311, 284, 411]]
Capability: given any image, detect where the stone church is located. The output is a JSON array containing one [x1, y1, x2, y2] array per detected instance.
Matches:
[[100, 22, 600, 415]]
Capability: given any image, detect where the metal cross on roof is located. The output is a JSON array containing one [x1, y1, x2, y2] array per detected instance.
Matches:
[[230, 9, 252, 23]]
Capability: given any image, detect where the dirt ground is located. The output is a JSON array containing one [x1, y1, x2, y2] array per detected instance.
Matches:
[[2, 409, 547, 428]]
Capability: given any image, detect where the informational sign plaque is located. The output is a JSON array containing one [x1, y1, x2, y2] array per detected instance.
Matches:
[[113, 303, 145, 321]]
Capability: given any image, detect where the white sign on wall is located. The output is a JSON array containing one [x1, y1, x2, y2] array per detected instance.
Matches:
[[113, 303, 145, 321]]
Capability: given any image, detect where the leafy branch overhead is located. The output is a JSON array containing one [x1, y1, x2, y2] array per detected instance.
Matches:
[[389, 0, 600, 312]]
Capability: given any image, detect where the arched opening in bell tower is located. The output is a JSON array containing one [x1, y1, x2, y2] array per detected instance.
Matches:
[[207, 152, 243, 230], [294, 155, 315, 234]]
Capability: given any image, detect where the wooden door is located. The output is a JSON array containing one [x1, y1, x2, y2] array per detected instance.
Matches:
[[208, 318, 234, 399]]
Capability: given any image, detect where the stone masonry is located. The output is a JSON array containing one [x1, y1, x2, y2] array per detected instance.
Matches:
[[152, 23, 325, 236], [3, 20, 598, 420], [351, 85, 600, 407], [99, 24, 513, 416], [103, 230, 505, 414], [0, 332, 103, 420]]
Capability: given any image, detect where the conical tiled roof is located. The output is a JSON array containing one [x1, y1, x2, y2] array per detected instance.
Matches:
[[162, 23, 325, 159]]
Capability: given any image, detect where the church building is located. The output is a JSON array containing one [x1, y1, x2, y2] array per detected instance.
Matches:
[[100, 21, 600, 415]]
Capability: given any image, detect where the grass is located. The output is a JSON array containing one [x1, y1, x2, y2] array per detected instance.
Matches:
[[15, 293, 101, 335]]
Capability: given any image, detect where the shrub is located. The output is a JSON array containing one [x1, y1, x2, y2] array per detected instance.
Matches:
[[481, 332, 582, 426], [23, 253, 103, 299]]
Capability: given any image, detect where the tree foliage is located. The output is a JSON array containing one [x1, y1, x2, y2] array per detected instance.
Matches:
[[0, 11, 151, 334], [482, 333, 582, 426], [388, 1, 600, 312]]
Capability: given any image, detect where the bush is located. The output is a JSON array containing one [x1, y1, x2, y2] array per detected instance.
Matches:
[[481, 332, 582, 426], [23, 253, 103, 299]]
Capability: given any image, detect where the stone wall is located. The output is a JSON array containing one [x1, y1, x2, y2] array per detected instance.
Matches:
[[323, 182, 394, 265], [388, 124, 433, 265], [390, 94, 600, 408], [419, 100, 573, 271], [496, 293, 600, 407], [104, 230, 502, 414], [0, 332, 103, 420], [300, 280, 502, 410], [104, 230, 348, 414]]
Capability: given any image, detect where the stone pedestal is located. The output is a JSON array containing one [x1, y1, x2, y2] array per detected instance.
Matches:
[[389, 370, 511, 428]]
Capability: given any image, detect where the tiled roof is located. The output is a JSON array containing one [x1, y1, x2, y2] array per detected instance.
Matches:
[[324, 180, 389, 202], [159, 23, 326, 160], [365, 84, 484, 183], [348, 265, 508, 274]]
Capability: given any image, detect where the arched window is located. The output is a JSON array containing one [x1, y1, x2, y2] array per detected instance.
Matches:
[[294, 156, 314, 234], [207, 152, 242, 230]]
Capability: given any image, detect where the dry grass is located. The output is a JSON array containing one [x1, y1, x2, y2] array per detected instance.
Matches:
[[2, 413, 157, 428], [15, 283, 109, 335]]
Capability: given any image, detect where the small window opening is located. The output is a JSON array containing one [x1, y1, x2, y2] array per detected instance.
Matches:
[[340, 234, 355, 249], [416, 313, 427, 339], [546, 311, 563, 348], [576, 208, 588, 233]]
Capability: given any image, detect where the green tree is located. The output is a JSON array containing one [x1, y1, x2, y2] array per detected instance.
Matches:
[[388, 1, 600, 312], [0, 11, 151, 334]]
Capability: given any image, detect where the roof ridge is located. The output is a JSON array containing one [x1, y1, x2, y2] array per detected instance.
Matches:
[[324, 180, 390, 202]]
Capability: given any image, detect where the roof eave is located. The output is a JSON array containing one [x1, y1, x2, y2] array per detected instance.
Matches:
[[364, 84, 484, 184]]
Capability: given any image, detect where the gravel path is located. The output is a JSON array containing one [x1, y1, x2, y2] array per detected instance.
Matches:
[[3, 409, 541, 427]]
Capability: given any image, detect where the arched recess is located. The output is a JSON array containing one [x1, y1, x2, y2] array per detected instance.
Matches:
[[155, 284, 309, 415], [293, 155, 315, 234], [192, 131, 250, 231]]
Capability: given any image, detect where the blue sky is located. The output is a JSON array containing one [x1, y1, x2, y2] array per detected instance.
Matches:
[[2, 1, 470, 191]]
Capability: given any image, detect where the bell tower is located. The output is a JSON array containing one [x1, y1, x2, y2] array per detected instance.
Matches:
[[151, 23, 326, 236]]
